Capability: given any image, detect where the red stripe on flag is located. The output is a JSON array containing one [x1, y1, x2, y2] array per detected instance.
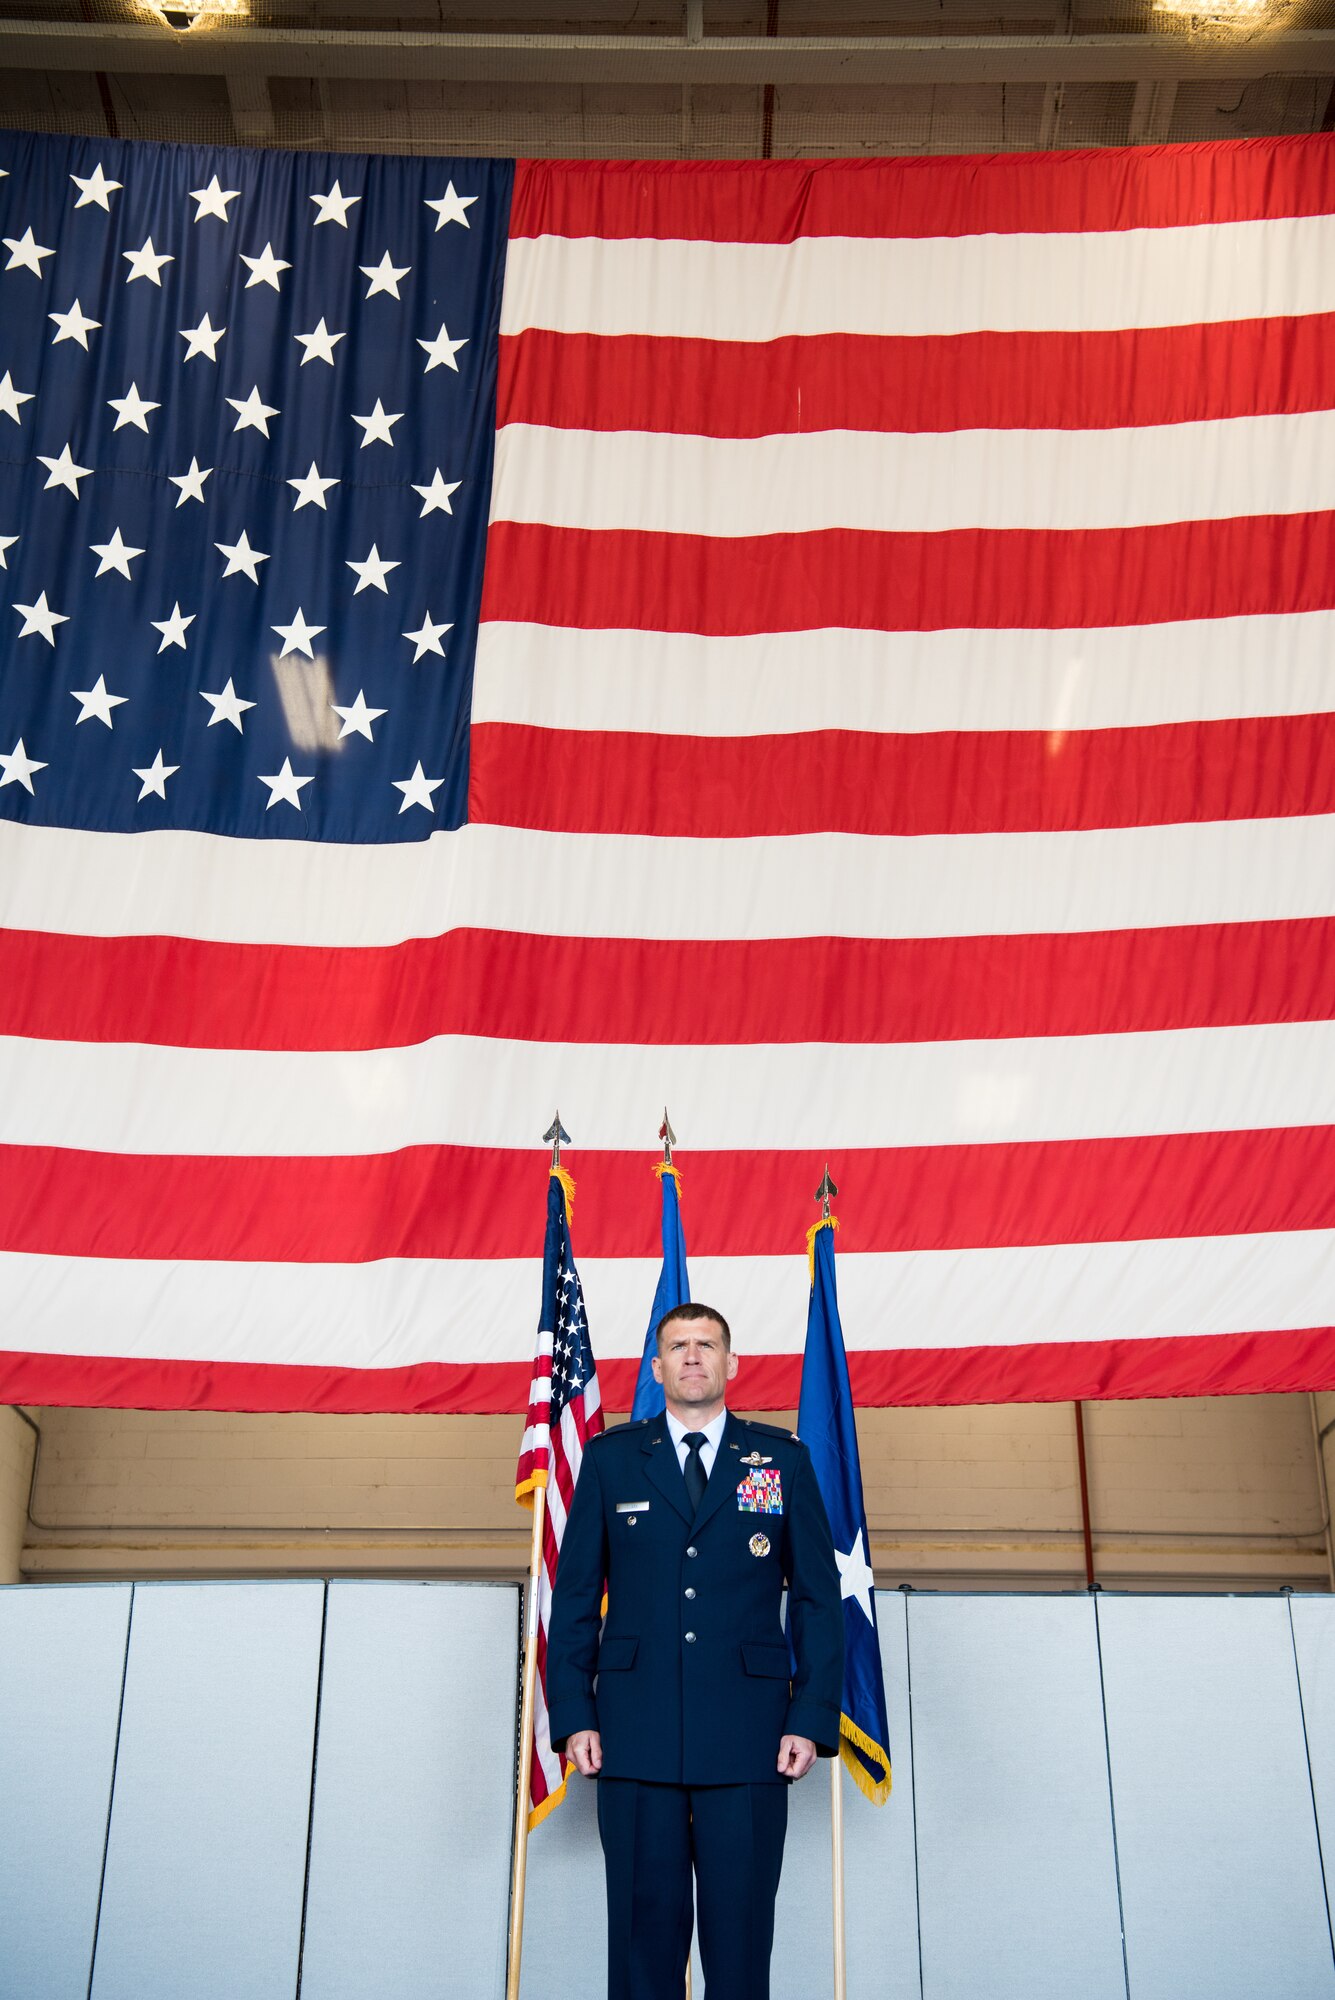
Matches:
[[509, 137, 1335, 242], [469, 713, 1335, 839], [5, 1325, 1335, 1414], [478, 513, 1335, 635], [5, 1127, 1333, 1263], [497, 317, 1335, 438], [2, 919, 1330, 1050]]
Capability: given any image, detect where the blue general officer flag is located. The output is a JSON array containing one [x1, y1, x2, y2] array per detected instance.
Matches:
[[797, 1214, 892, 1802], [630, 1163, 690, 1421]]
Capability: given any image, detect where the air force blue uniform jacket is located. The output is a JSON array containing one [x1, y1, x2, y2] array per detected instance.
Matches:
[[547, 1410, 844, 1786]]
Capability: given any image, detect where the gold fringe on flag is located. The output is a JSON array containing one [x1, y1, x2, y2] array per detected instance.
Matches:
[[839, 1713, 893, 1805], [550, 1162, 576, 1212], [653, 1161, 683, 1191], [806, 1211, 840, 1282]]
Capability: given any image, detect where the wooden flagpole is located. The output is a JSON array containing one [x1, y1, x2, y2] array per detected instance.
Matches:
[[831, 1752, 847, 2000], [506, 1475, 547, 2000]]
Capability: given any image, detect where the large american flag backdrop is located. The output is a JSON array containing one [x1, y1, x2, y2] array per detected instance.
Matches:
[[2, 128, 1334, 1417]]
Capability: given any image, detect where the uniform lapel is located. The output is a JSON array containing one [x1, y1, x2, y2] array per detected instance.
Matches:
[[641, 1416, 694, 1524], [690, 1410, 748, 1534]]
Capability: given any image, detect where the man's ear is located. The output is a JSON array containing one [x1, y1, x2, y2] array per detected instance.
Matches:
[[651, 1354, 664, 1384], [725, 1351, 739, 1382]]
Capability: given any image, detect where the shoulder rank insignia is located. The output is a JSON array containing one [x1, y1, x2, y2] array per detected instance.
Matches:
[[740, 1450, 772, 1467]]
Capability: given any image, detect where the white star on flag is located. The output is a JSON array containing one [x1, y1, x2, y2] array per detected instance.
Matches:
[[169, 459, 211, 506], [424, 183, 477, 230], [70, 675, 128, 728], [133, 750, 179, 802], [360, 251, 410, 300], [347, 544, 400, 595], [393, 761, 445, 813], [413, 469, 461, 517], [123, 236, 174, 286], [227, 386, 279, 438], [835, 1529, 876, 1625], [0, 534, 16, 568], [13, 591, 69, 645], [294, 318, 345, 367], [402, 612, 452, 661], [189, 175, 239, 223], [215, 530, 269, 583], [0, 739, 47, 794], [3, 227, 55, 276], [310, 180, 360, 227], [107, 382, 161, 433], [200, 679, 256, 732], [71, 163, 122, 211], [418, 324, 468, 374], [258, 757, 313, 810], [0, 370, 33, 424], [37, 444, 93, 497], [271, 608, 326, 659], [352, 398, 402, 448], [90, 528, 146, 580], [288, 462, 339, 513], [331, 690, 387, 741], [180, 313, 226, 363], [240, 242, 291, 291], [151, 602, 196, 652], [49, 299, 100, 349]]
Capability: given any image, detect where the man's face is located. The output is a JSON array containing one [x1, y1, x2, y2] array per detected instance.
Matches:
[[651, 1316, 738, 1414]]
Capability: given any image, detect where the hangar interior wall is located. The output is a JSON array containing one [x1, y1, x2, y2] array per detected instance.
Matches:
[[6, 1392, 1331, 1591]]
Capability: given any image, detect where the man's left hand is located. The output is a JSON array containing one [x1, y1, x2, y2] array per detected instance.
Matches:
[[777, 1735, 818, 1779]]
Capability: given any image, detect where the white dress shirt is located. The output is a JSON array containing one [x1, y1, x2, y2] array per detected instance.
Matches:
[[665, 1406, 727, 1481]]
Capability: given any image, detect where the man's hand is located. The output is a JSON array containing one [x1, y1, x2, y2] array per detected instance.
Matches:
[[568, 1729, 603, 1777], [777, 1734, 817, 1779]]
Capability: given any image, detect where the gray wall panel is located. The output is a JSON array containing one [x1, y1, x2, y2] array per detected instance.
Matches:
[[763, 1589, 919, 2000], [909, 1594, 1124, 2000], [89, 1580, 324, 2000], [299, 1581, 519, 2000], [1287, 1596, 1335, 1949], [0, 1584, 131, 2000], [1099, 1594, 1335, 2000], [518, 1743, 606, 2000]]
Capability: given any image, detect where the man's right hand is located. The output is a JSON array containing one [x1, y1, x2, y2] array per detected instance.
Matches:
[[567, 1729, 603, 1777]]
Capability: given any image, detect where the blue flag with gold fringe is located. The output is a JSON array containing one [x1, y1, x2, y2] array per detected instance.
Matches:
[[630, 1163, 690, 1421], [797, 1213, 892, 1802]]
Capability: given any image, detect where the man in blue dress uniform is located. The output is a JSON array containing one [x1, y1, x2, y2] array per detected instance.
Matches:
[[548, 1302, 844, 2000]]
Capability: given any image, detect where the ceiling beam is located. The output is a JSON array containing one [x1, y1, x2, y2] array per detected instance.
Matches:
[[2, 18, 1332, 86]]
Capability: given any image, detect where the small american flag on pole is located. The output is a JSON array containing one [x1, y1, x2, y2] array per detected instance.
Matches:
[[515, 1158, 604, 1828]]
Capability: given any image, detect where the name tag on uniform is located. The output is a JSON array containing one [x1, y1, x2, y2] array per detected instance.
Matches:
[[616, 1500, 651, 1513], [736, 1469, 783, 1515]]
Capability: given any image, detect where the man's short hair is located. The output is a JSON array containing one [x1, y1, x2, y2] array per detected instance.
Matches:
[[654, 1301, 731, 1351]]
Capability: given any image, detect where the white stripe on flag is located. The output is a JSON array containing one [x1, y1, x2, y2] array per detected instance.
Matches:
[[491, 410, 1335, 538], [3, 815, 1333, 947], [499, 214, 1335, 339], [4, 1232, 1333, 1369], [472, 612, 1335, 737], [6, 1018, 1335, 1156]]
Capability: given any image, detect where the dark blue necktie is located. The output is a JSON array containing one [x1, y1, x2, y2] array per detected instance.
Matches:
[[683, 1432, 708, 1513]]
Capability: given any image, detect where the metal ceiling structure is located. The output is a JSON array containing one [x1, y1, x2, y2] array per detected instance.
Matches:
[[0, 0, 1332, 165]]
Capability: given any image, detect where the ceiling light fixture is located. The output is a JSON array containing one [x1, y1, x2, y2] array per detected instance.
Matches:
[[1151, 0, 1272, 26], [136, 0, 249, 31]]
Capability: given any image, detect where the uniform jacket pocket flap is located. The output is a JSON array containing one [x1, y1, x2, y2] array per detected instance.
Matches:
[[741, 1642, 792, 1680], [598, 1635, 639, 1672]]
